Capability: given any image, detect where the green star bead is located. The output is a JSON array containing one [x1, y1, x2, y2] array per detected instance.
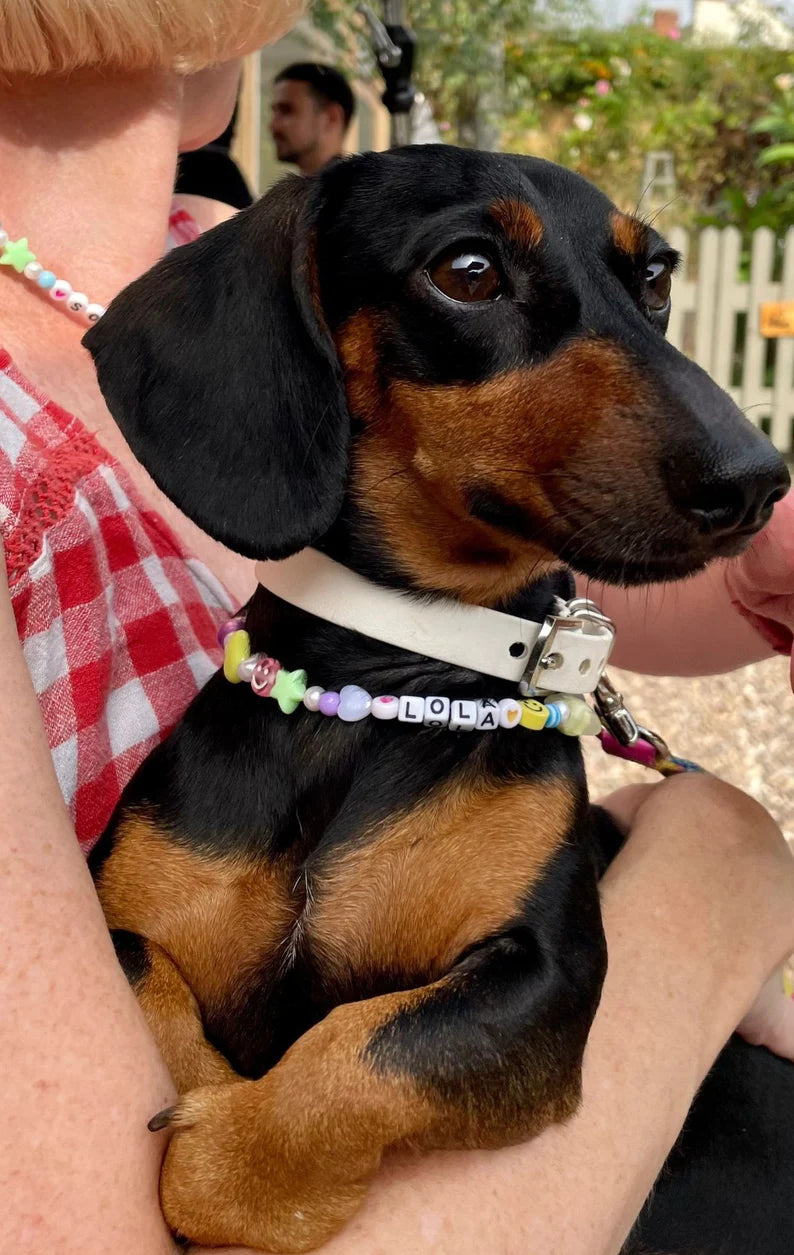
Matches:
[[272, 668, 308, 714], [0, 238, 36, 273]]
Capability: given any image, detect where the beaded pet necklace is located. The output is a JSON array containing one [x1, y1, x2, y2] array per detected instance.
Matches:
[[0, 222, 105, 324]]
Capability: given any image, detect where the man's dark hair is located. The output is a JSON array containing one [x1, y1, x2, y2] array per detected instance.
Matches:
[[274, 62, 356, 129]]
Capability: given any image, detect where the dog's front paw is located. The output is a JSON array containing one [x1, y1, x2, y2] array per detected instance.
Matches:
[[151, 1080, 373, 1254]]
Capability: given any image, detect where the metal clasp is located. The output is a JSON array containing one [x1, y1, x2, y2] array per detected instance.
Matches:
[[593, 674, 640, 746]]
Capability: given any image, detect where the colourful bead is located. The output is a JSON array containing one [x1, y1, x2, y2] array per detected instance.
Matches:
[[559, 698, 602, 737], [67, 291, 89, 315], [223, 629, 251, 684], [544, 701, 569, 729], [371, 695, 398, 720], [0, 229, 8, 247], [49, 279, 72, 301], [498, 698, 522, 729], [449, 699, 477, 731], [398, 695, 425, 723], [85, 302, 105, 323], [23, 261, 42, 281], [338, 684, 372, 722], [476, 700, 500, 730], [319, 691, 340, 717], [423, 696, 450, 727], [303, 685, 325, 712], [271, 668, 307, 714], [0, 238, 36, 272], [217, 616, 246, 649], [519, 699, 550, 730], [37, 270, 56, 289], [251, 656, 281, 697]]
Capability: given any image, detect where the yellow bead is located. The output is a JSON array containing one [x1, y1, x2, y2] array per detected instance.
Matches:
[[223, 630, 251, 683], [519, 699, 550, 730], [559, 697, 601, 737]]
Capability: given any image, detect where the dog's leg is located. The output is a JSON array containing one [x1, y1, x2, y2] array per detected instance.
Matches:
[[149, 844, 606, 1253], [111, 930, 238, 1092]]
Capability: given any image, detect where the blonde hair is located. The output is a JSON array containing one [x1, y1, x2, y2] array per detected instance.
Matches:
[[0, 0, 303, 77]]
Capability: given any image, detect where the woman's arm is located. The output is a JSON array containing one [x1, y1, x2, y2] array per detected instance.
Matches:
[[0, 564, 178, 1254], [209, 777, 794, 1255]]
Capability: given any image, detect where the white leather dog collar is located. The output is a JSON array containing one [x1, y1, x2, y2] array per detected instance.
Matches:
[[255, 549, 615, 696]]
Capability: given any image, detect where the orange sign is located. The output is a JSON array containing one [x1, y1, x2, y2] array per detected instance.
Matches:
[[761, 301, 794, 338]]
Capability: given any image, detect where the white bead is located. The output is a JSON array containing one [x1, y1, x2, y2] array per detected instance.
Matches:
[[498, 698, 522, 729], [67, 291, 89, 315], [398, 695, 425, 724], [449, 699, 477, 732], [476, 700, 500, 730], [423, 696, 450, 727], [236, 655, 259, 683], [49, 279, 72, 301], [371, 695, 399, 720], [0, 229, 8, 247], [84, 302, 105, 323], [303, 685, 325, 712], [23, 261, 43, 281]]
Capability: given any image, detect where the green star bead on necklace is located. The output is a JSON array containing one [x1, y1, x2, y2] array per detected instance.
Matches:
[[0, 238, 36, 273]]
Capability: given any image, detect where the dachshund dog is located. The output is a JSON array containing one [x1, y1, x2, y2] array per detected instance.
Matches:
[[85, 146, 794, 1254]]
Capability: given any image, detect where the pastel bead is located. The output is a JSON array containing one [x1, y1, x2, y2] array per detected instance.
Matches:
[[319, 691, 340, 717], [449, 699, 477, 731], [0, 229, 7, 247], [217, 616, 246, 648], [559, 698, 602, 737], [519, 700, 550, 730], [544, 701, 569, 729], [251, 657, 281, 697], [371, 695, 399, 720], [476, 700, 500, 730], [271, 668, 307, 714], [236, 655, 259, 683], [338, 684, 372, 722], [50, 279, 72, 301], [303, 685, 325, 712], [67, 291, 89, 315], [498, 698, 522, 729], [423, 696, 450, 727], [398, 695, 425, 723], [24, 260, 43, 281], [223, 630, 251, 684], [37, 270, 56, 289], [85, 302, 105, 323]]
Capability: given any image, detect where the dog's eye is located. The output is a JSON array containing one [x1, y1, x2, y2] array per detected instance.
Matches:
[[643, 259, 672, 312], [428, 250, 503, 303]]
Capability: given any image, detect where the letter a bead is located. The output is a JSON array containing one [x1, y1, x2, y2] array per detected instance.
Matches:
[[476, 700, 500, 730], [424, 696, 450, 727], [449, 699, 477, 731], [398, 695, 425, 723]]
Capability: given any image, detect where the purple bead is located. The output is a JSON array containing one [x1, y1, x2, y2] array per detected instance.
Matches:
[[217, 616, 245, 649], [318, 691, 340, 717], [338, 684, 372, 722]]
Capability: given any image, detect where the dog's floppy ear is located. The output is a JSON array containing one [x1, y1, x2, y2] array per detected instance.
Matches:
[[83, 175, 348, 559]]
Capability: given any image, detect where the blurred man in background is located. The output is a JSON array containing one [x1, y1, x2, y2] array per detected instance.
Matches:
[[270, 62, 355, 174]]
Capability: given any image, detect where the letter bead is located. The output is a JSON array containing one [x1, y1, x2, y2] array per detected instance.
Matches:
[[398, 695, 425, 723], [476, 699, 500, 730], [85, 302, 106, 323], [371, 695, 399, 720], [423, 696, 450, 727], [498, 698, 522, 729], [67, 291, 89, 315], [449, 699, 477, 731], [519, 700, 550, 730]]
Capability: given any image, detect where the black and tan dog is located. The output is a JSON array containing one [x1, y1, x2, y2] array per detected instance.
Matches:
[[85, 146, 793, 1254]]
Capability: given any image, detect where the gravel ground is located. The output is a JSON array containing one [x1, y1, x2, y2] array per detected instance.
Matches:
[[583, 655, 794, 984]]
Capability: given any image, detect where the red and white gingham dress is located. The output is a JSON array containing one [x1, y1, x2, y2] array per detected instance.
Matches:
[[0, 207, 234, 853]]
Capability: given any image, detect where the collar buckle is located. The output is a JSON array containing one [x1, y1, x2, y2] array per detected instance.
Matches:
[[522, 598, 616, 696]]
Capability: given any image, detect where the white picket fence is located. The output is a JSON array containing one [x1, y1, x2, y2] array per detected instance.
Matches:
[[666, 226, 794, 455]]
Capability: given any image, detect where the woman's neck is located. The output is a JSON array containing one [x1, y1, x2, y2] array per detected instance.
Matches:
[[0, 69, 183, 358]]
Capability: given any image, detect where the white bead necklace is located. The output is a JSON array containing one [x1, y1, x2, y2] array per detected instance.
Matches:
[[0, 221, 105, 325]]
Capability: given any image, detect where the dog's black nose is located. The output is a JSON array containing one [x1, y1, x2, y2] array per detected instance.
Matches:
[[678, 452, 789, 537]]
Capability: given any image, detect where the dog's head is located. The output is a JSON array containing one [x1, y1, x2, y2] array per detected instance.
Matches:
[[85, 146, 788, 604]]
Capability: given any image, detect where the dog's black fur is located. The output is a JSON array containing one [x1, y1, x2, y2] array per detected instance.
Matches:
[[84, 146, 793, 1254]]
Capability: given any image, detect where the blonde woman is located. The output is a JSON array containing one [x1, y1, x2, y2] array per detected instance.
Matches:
[[2, 3, 793, 1253]]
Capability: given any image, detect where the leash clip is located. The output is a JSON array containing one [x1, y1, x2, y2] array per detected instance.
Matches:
[[594, 673, 640, 746]]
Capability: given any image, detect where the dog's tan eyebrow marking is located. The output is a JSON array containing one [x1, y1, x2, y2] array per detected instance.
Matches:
[[611, 210, 649, 257], [490, 199, 544, 251]]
